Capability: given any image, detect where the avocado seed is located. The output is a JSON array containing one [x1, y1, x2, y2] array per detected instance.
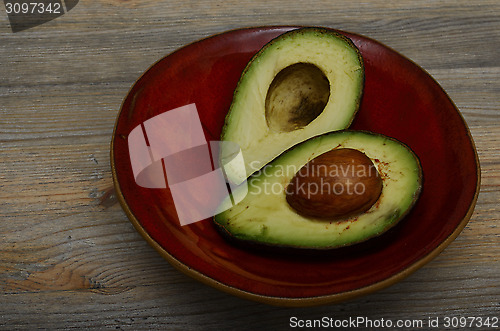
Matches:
[[286, 148, 383, 219]]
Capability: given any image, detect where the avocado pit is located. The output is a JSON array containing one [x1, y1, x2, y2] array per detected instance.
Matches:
[[265, 63, 330, 132], [286, 148, 383, 219]]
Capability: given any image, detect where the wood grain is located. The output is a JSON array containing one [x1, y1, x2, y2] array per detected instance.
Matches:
[[0, 0, 499, 329]]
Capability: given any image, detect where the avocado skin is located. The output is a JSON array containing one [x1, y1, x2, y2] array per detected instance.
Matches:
[[213, 213, 407, 257], [213, 130, 423, 251]]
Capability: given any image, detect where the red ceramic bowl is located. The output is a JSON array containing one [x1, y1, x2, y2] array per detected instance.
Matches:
[[111, 26, 480, 306]]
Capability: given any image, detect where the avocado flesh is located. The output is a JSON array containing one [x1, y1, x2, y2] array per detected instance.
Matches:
[[221, 28, 364, 184], [214, 131, 422, 249]]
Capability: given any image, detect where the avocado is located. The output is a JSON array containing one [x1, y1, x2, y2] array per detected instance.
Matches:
[[220, 28, 364, 184], [214, 131, 422, 249]]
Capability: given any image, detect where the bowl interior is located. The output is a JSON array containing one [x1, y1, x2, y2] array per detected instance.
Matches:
[[111, 27, 479, 303]]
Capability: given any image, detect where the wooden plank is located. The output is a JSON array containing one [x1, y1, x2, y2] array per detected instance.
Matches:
[[0, 0, 499, 329]]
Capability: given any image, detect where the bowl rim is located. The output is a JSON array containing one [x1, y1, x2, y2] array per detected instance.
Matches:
[[110, 26, 481, 307]]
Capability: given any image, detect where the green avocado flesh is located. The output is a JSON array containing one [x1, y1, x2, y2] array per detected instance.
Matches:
[[214, 131, 422, 249], [220, 28, 364, 184]]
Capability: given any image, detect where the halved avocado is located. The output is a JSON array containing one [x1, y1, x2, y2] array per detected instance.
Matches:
[[220, 28, 364, 184], [214, 131, 422, 250]]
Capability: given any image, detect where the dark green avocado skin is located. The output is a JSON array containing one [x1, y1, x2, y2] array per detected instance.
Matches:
[[213, 212, 408, 257]]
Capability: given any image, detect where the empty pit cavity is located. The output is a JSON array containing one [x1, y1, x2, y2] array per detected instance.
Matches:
[[265, 63, 330, 132]]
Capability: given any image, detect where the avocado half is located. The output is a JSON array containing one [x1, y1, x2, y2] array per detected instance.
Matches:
[[214, 131, 422, 250], [220, 28, 364, 184]]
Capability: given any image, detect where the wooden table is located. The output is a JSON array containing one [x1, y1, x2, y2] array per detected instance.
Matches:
[[1, 1, 498, 329]]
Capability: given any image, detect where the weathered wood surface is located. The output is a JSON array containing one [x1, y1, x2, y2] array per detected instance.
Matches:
[[0, 0, 498, 329]]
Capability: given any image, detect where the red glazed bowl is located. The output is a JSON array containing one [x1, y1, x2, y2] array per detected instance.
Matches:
[[111, 26, 480, 306]]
